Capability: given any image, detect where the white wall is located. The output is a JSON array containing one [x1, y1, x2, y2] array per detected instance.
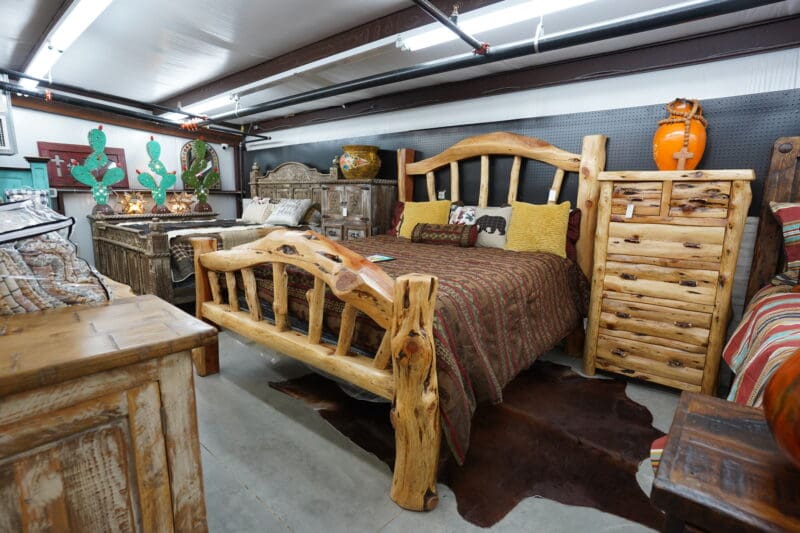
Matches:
[[0, 107, 239, 266]]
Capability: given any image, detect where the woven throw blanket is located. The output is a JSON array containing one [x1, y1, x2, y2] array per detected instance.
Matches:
[[249, 234, 589, 463], [0, 233, 108, 315], [169, 225, 273, 282], [724, 280, 800, 406]]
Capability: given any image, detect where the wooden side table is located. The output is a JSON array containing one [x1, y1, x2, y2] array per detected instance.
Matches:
[[652, 392, 800, 532], [0, 295, 217, 532]]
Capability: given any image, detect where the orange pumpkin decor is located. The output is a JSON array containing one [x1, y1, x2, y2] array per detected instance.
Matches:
[[652, 98, 707, 171], [763, 349, 800, 468]]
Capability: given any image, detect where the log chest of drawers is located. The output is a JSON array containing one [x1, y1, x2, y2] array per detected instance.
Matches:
[[583, 170, 754, 394]]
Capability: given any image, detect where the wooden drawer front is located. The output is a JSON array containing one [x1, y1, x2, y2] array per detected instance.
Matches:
[[611, 182, 662, 217], [603, 261, 719, 305], [600, 297, 711, 347], [323, 225, 343, 241], [345, 227, 368, 240], [607, 222, 725, 263], [669, 181, 730, 218], [596, 332, 705, 389]]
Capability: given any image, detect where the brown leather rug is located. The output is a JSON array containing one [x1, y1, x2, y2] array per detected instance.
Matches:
[[269, 360, 664, 528]]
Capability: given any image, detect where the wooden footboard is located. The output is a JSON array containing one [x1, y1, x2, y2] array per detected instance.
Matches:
[[190, 229, 441, 511]]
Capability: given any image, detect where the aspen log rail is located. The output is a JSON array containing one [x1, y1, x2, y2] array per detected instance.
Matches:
[[190, 230, 441, 511]]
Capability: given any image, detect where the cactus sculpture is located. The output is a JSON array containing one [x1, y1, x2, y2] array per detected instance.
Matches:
[[70, 125, 125, 214], [181, 138, 220, 212], [137, 136, 177, 214]]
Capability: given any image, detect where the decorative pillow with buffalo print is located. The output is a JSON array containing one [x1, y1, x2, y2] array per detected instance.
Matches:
[[473, 206, 512, 248]]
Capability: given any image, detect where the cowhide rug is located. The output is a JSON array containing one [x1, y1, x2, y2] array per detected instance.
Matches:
[[269, 360, 664, 529]]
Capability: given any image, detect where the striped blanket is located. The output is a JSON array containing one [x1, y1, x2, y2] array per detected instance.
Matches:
[[250, 234, 589, 463], [723, 281, 800, 406]]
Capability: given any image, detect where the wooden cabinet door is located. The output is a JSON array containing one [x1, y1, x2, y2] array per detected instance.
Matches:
[[322, 185, 346, 217], [345, 184, 372, 219], [0, 381, 176, 532]]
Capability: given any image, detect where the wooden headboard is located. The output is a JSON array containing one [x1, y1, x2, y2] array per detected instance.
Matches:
[[745, 137, 800, 305], [396, 132, 607, 281]]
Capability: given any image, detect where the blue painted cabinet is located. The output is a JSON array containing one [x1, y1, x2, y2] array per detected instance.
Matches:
[[0, 156, 51, 204]]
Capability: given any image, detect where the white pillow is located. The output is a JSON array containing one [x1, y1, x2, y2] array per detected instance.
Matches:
[[241, 199, 273, 223], [449, 205, 477, 225], [265, 198, 312, 226]]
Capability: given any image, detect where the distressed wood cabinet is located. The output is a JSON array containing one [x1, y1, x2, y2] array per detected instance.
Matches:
[[0, 296, 217, 531], [583, 170, 754, 394]]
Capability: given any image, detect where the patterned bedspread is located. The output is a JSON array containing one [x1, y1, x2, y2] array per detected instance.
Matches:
[[723, 280, 800, 406], [170, 225, 273, 282], [250, 234, 589, 463]]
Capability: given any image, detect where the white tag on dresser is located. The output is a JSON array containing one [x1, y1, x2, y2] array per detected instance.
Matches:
[[342, 207, 348, 216], [547, 189, 556, 203], [625, 203, 635, 219]]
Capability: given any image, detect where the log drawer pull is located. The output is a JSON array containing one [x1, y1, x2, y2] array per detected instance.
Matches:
[[611, 348, 627, 358], [674, 321, 693, 328], [679, 280, 697, 287], [615, 311, 631, 319], [667, 360, 684, 368], [620, 273, 637, 281], [683, 242, 702, 249], [624, 237, 640, 244]]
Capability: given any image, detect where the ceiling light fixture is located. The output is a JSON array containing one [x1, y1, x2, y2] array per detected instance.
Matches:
[[398, 0, 595, 52], [21, 0, 113, 89], [161, 94, 237, 122]]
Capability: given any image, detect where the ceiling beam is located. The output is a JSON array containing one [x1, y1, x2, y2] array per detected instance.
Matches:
[[12, 95, 240, 144], [156, 0, 503, 110], [252, 15, 800, 133]]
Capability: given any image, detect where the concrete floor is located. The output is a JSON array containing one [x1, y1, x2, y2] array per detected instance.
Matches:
[[195, 331, 680, 533]]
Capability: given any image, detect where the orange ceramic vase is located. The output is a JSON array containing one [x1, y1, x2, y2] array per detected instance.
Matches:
[[763, 348, 800, 468], [652, 98, 707, 171]]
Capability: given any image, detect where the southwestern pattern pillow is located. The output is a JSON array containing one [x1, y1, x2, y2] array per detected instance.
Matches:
[[411, 223, 478, 247], [770, 202, 800, 281]]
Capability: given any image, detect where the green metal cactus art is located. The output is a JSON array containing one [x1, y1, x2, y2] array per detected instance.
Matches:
[[181, 138, 220, 212], [137, 136, 177, 214], [70, 125, 125, 214]]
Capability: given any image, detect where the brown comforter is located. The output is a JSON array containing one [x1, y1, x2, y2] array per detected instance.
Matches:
[[251, 235, 588, 463]]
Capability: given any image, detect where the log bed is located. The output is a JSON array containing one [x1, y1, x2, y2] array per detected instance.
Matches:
[[190, 132, 607, 511]]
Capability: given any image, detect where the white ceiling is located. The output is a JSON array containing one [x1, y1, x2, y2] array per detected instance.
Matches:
[[2, 0, 799, 130]]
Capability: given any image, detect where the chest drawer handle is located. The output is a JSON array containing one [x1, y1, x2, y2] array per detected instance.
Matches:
[[679, 280, 697, 287], [683, 242, 701, 249], [674, 321, 693, 328], [667, 360, 684, 368], [611, 348, 627, 358], [615, 311, 631, 319], [620, 273, 637, 281], [624, 237, 640, 244]]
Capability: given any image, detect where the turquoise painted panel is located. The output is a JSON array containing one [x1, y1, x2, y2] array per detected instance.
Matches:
[[0, 160, 52, 205]]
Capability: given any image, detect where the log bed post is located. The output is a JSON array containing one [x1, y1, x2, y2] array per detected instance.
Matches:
[[390, 273, 440, 512], [190, 237, 220, 376]]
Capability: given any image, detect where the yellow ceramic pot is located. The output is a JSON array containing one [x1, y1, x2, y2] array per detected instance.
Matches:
[[339, 145, 381, 180]]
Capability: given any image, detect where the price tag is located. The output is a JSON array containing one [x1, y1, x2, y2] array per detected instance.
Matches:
[[342, 207, 348, 216], [547, 189, 556, 203], [625, 203, 635, 219]]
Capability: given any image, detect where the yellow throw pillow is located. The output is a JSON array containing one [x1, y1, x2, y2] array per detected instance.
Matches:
[[505, 201, 570, 257], [398, 200, 451, 239]]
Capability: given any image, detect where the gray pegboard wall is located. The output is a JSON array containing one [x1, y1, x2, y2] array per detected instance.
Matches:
[[246, 88, 800, 214]]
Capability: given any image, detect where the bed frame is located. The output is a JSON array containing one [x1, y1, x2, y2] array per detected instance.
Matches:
[[745, 136, 800, 305], [190, 132, 606, 511]]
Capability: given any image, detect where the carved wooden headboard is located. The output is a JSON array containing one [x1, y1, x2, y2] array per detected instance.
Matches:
[[745, 137, 800, 306], [249, 161, 334, 198], [396, 132, 607, 281]]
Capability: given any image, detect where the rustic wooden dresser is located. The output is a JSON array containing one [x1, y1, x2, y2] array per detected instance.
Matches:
[[583, 170, 753, 394], [0, 295, 216, 531], [249, 161, 396, 241]]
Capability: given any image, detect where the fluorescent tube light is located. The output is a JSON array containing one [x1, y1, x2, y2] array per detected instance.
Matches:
[[399, 0, 595, 52], [21, 0, 113, 88], [161, 94, 235, 122]]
